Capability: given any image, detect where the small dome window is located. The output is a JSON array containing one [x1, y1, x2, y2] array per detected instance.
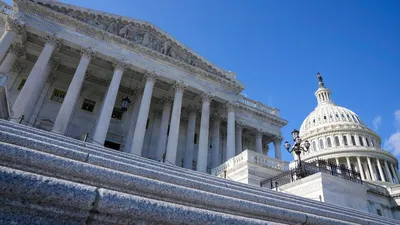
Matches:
[[351, 136, 356, 145], [359, 136, 364, 146], [327, 137, 332, 147], [371, 139, 375, 147], [343, 136, 348, 146], [365, 138, 370, 146], [313, 119, 315, 123], [336, 114, 339, 118], [324, 116, 327, 120], [330, 114, 332, 118], [335, 136, 340, 146], [312, 141, 317, 151], [319, 139, 324, 149]]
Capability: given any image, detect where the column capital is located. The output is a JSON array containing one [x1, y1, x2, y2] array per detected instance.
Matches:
[[11, 61, 25, 74], [224, 101, 238, 112], [44, 33, 61, 49], [47, 57, 59, 71], [9, 43, 25, 57], [273, 136, 283, 144], [200, 91, 213, 103], [144, 71, 159, 84], [186, 104, 199, 114], [211, 112, 222, 121], [256, 128, 265, 136], [173, 80, 186, 93], [5, 16, 24, 35], [153, 109, 162, 118], [80, 46, 96, 60], [113, 59, 127, 72], [235, 121, 244, 132], [161, 96, 173, 106], [47, 73, 57, 84]]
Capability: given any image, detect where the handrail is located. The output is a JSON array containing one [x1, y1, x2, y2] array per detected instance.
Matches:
[[236, 94, 280, 116]]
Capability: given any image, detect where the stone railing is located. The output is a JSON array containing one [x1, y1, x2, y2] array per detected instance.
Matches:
[[0, 1, 13, 16], [237, 94, 280, 116], [211, 149, 288, 176]]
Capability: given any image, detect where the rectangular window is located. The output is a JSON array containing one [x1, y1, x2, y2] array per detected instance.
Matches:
[[351, 136, 356, 146], [17, 78, 26, 90], [365, 138, 370, 146], [376, 209, 382, 216], [50, 89, 66, 103], [194, 133, 198, 144], [81, 99, 96, 112], [343, 136, 348, 146], [359, 136, 364, 146], [111, 107, 123, 120]]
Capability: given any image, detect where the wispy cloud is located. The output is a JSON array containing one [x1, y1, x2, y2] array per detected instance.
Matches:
[[372, 115, 382, 130], [384, 110, 400, 156]]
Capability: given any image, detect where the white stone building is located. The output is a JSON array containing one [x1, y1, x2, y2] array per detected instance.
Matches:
[[0, 0, 287, 173]]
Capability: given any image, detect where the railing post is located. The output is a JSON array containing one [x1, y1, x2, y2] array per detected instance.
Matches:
[[83, 132, 89, 142], [18, 115, 24, 124]]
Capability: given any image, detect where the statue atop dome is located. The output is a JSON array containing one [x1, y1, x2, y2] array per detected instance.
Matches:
[[317, 72, 325, 88]]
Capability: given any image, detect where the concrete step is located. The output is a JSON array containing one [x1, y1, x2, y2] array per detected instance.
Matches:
[[0, 119, 397, 224]]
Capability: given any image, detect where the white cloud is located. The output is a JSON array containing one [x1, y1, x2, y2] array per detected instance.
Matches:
[[385, 132, 400, 156], [372, 115, 382, 130], [384, 110, 400, 156]]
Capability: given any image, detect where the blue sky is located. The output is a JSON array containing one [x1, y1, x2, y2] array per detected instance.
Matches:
[[9, 0, 400, 162]]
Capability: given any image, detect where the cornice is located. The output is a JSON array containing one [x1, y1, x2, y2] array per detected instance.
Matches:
[[15, 0, 245, 92]]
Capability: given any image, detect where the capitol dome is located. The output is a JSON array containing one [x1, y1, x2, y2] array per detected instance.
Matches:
[[297, 73, 399, 185]]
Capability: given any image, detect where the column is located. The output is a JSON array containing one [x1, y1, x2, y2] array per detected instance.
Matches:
[[11, 33, 60, 123], [184, 105, 197, 169], [255, 129, 263, 154], [165, 81, 186, 164], [0, 17, 24, 61], [389, 163, 399, 184], [384, 161, 393, 183], [357, 157, 366, 180], [273, 137, 282, 160], [92, 60, 126, 145], [28, 59, 58, 125], [155, 97, 172, 160], [52, 47, 95, 134], [210, 113, 221, 169], [346, 157, 351, 169], [363, 161, 371, 180], [376, 159, 386, 182], [394, 164, 400, 183], [122, 89, 143, 152], [347, 134, 353, 146], [196, 92, 212, 172], [367, 157, 377, 181], [235, 121, 244, 155], [225, 101, 236, 160], [130, 72, 158, 155], [0, 43, 24, 74]]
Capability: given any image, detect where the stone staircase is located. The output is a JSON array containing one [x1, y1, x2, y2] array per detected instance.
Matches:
[[0, 119, 398, 225]]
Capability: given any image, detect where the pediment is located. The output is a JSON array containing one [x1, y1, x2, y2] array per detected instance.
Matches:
[[22, 0, 238, 83]]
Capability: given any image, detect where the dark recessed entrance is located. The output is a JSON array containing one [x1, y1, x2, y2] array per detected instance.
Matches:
[[104, 140, 121, 151]]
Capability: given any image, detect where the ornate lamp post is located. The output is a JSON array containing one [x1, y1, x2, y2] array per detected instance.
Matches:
[[284, 129, 310, 168], [120, 96, 131, 112]]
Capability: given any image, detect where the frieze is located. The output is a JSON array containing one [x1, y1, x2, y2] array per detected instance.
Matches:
[[5, 16, 24, 34], [16, 0, 242, 88], [9, 43, 26, 57]]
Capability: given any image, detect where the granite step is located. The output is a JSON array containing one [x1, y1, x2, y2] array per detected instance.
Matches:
[[0, 120, 397, 224]]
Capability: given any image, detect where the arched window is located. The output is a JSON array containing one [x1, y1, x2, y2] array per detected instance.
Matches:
[[335, 136, 340, 146], [365, 138, 370, 146], [359, 136, 364, 146], [327, 137, 332, 147], [351, 136, 356, 145], [319, 139, 324, 149], [312, 141, 317, 152], [343, 136, 348, 146], [371, 139, 375, 147]]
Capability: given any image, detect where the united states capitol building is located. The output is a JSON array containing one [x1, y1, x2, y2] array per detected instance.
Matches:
[[0, 0, 399, 224]]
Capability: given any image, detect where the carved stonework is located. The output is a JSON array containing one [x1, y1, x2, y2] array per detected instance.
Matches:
[[144, 71, 158, 84], [225, 101, 237, 112], [211, 112, 222, 121], [80, 46, 96, 60], [44, 33, 61, 49], [10, 43, 25, 57], [5, 16, 24, 34], [132, 87, 143, 100], [11, 61, 24, 74], [236, 121, 245, 132], [48, 57, 59, 71], [161, 97, 173, 106], [113, 59, 127, 72], [47, 73, 56, 84], [173, 80, 186, 93], [186, 104, 199, 114], [200, 92, 213, 103]]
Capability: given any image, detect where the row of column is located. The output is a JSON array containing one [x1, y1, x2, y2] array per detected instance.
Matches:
[[332, 156, 400, 184], [2, 22, 283, 172]]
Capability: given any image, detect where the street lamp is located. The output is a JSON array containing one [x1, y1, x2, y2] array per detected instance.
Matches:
[[284, 129, 310, 168], [120, 96, 131, 112]]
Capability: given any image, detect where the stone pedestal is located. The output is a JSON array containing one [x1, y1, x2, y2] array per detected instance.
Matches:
[[211, 149, 289, 186]]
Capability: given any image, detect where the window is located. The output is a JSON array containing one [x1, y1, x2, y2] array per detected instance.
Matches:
[[319, 139, 324, 149], [351, 136, 356, 146], [335, 136, 340, 146], [327, 137, 332, 148], [51, 89, 66, 103], [111, 107, 123, 120], [365, 138, 370, 146], [359, 136, 364, 146], [371, 139, 375, 147], [312, 141, 317, 151], [376, 209, 382, 216], [343, 136, 348, 146], [81, 99, 96, 112], [323, 116, 327, 120], [194, 133, 198, 144], [17, 78, 26, 90]]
